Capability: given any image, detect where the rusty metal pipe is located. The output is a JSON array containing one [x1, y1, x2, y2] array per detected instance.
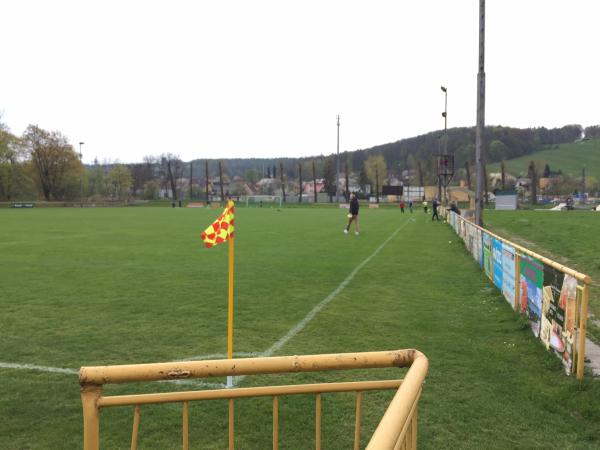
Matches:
[[81, 350, 423, 386], [367, 355, 428, 449]]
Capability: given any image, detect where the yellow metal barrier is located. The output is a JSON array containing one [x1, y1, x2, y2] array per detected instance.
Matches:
[[80, 349, 428, 449]]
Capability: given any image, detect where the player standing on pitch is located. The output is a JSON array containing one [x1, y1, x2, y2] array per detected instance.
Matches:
[[344, 193, 360, 235]]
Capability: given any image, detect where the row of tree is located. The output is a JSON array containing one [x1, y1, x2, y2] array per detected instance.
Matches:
[[1, 117, 596, 203]]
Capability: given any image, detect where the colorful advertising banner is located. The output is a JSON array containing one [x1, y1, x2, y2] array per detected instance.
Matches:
[[477, 229, 483, 267], [519, 254, 544, 338], [540, 266, 578, 374], [465, 223, 473, 252], [482, 233, 492, 279], [492, 238, 503, 290], [502, 244, 516, 307]]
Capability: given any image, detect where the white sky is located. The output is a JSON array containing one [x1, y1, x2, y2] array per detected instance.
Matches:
[[1, 0, 599, 164]]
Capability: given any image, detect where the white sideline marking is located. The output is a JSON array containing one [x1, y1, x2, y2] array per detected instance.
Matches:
[[2, 219, 411, 389], [0, 362, 78, 375], [0, 362, 226, 389]]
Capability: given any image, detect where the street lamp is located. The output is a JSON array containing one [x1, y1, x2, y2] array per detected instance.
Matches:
[[440, 86, 449, 204], [79, 142, 84, 206]]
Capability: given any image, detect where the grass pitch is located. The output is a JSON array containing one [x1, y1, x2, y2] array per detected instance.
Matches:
[[1, 206, 599, 449]]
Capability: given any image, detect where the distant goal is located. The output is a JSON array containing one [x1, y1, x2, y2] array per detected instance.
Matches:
[[245, 195, 283, 208]]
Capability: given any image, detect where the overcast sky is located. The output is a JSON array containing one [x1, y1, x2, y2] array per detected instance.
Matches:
[[1, 0, 598, 164]]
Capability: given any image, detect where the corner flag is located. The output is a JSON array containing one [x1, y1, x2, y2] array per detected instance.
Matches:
[[201, 200, 235, 248], [200, 199, 236, 387]]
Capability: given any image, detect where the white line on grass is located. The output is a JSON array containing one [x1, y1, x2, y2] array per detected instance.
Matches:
[[0, 361, 226, 389], [0, 362, 78, 375]]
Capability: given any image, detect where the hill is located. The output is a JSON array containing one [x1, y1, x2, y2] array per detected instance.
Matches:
[[487, 138, 600, 181]]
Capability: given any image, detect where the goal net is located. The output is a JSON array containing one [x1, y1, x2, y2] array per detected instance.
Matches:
[[245, 195, 283, 207]]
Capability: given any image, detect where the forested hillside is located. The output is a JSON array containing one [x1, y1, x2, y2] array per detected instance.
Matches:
[[193, 124, 585, 182]]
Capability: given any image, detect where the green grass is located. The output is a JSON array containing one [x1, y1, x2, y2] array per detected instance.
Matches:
[[1, 207, 599, 449], [488, 138, 600, 180], [483, 209, 600, 342]]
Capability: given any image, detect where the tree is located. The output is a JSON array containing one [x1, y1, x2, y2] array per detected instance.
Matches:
[[364, 154, 387, 203], [543, 163, 551, 178], [160, 153, 183, 201], [143, 179, 160, 200], [584, 125, 600, 139], [416, 159, 425, 187], [500, 160, 506, 190], [87, 160, 106, 199], [218, 161, 225, 201], [130, 156, 157, 197], [205, 160, 210, 202], [488, 140, 509, 162], [528, 161, 538, 204], [22, 124, 82, 201], [464, 161, 472, 190], [358, 165, 369, 193], [245, 168, 260, 184], [312, 160, 318, 203], [323, 156, 336, 201], [0, 120, 29, 200], [298, 162, 303, 203], [344, 160, 350, 201], [279, 162, 286, 202], [107, 164, 132, 200]]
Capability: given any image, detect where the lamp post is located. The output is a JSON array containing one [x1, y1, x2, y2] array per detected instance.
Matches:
[[441, 86, 448, 204], [475, 0, 486, 226], [336, 115, 340, 203], [79, 142, 84, 207]]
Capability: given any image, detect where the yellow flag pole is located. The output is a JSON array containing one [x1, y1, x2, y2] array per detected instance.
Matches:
[[226, 208, 235, 388]]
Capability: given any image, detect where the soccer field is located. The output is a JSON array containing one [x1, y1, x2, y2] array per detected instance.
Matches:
[[1, 206, 599, 449]]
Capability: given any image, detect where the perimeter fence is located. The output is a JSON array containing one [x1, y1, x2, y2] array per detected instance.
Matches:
[[442, 209, 591, 379], [80, 349, 428, 450]]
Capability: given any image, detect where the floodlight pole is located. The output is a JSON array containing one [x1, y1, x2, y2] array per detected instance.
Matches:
[[475, 0, 486, 226], [79, 142, 84, 207], [441, 86, 448, 205], [336, 115, 340, 203]]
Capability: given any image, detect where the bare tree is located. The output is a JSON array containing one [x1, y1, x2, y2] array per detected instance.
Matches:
[[218, 161, 225, 202], [161, 153, 183, 201], [344, 160, 350, 201], [465, 161, 472, 190], [312, 160, 318, 203], [298, 162, 302, 203], [205, 160, 210, 202], [279, 162, 286, 202], [323, 156, 336, 202], [500, 160, 506, 190]]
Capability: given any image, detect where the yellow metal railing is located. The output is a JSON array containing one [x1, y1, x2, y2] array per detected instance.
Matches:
[[442, 208, 591, 379], [80, 349, 428, 449]]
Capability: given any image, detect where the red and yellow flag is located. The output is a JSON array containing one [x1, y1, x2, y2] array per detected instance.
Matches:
[[201, 200, 235, 248]]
